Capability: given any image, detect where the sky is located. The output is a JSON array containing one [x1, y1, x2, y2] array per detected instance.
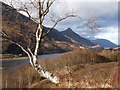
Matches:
[[48, 0, 119, 45], [1, 0, 119, 45]]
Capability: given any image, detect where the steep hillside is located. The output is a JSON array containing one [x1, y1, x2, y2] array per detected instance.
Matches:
[[60, 28, 95, 46], [1, 2, 104, 55], [1, 2, 78, 55], [43, 27, 72, 43]]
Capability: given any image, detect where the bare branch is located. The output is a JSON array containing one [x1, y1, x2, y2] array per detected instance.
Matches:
[[86, 16, 101, 32], [27, 47, 34, 57], [1, 32, 28, 55], [41, 14, 81, 38], [0, 30, 8, 37], [9, 0, 15, 8], [15, 42, 34, 66], [1, 30, 35, 66], [43, 0, 55, 16], [38, 0, 43, 23], [30, 0, 38, 9], [41, 0, 46, 10]]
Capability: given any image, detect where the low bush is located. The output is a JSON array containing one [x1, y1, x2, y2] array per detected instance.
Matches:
[[99, 50, 120, 62]]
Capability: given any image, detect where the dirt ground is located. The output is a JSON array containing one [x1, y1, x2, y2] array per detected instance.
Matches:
[[28, 62, 119, 88]]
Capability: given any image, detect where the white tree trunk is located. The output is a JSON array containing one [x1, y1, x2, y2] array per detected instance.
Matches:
[[30, 56, 60, 84]]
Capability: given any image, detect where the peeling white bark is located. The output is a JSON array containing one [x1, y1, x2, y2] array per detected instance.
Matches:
[[28, 55, 60, 84], [33, 55, 37, 65], [33, 54, 60, 83], [29, 55, 34, 67], [34, 64, 60, 84]]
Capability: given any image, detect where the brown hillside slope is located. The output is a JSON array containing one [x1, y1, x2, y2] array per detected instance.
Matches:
[[28, 62, 119, 88], [1, 1, 79, 55]]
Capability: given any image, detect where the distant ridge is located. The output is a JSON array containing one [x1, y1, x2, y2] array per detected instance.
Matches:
[[92, 39, 117, 49], [60, 28, 95, 46]]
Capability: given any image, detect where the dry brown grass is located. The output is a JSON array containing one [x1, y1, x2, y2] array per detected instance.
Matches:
[[99, 49, 120, 62], [39, 49, 110, 71], [30, 62, 119, 88], [2, 65, 45, 88], [2, 49, 119, 88]]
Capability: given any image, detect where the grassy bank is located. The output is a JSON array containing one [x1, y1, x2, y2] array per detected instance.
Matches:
[[39, 49, 119, 71], [2, 49, 120, 88], [0, 54, 20, 59]]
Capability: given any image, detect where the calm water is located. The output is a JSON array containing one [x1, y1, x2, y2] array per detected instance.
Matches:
[[1, 53, 63, 70]]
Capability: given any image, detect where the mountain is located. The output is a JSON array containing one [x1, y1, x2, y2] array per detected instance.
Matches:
[[1, 2, 103, 55], [92, 39, 117, 49], [43, 27, 72, 43], [1, 2, 79, 55], [60, 28, 95, 46]]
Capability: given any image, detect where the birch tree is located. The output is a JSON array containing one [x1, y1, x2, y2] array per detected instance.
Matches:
[[1, 0, 81, 84], [86, 16, 101, 35]]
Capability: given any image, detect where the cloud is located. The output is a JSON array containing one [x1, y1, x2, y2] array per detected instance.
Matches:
[[50, 1, 119, 45], [45, 1, 118, 29], [95, 26, 118, 45], [75, 25, 118, 45]]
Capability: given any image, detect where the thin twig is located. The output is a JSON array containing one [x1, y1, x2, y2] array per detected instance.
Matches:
[[42, 14, 81, 38]]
